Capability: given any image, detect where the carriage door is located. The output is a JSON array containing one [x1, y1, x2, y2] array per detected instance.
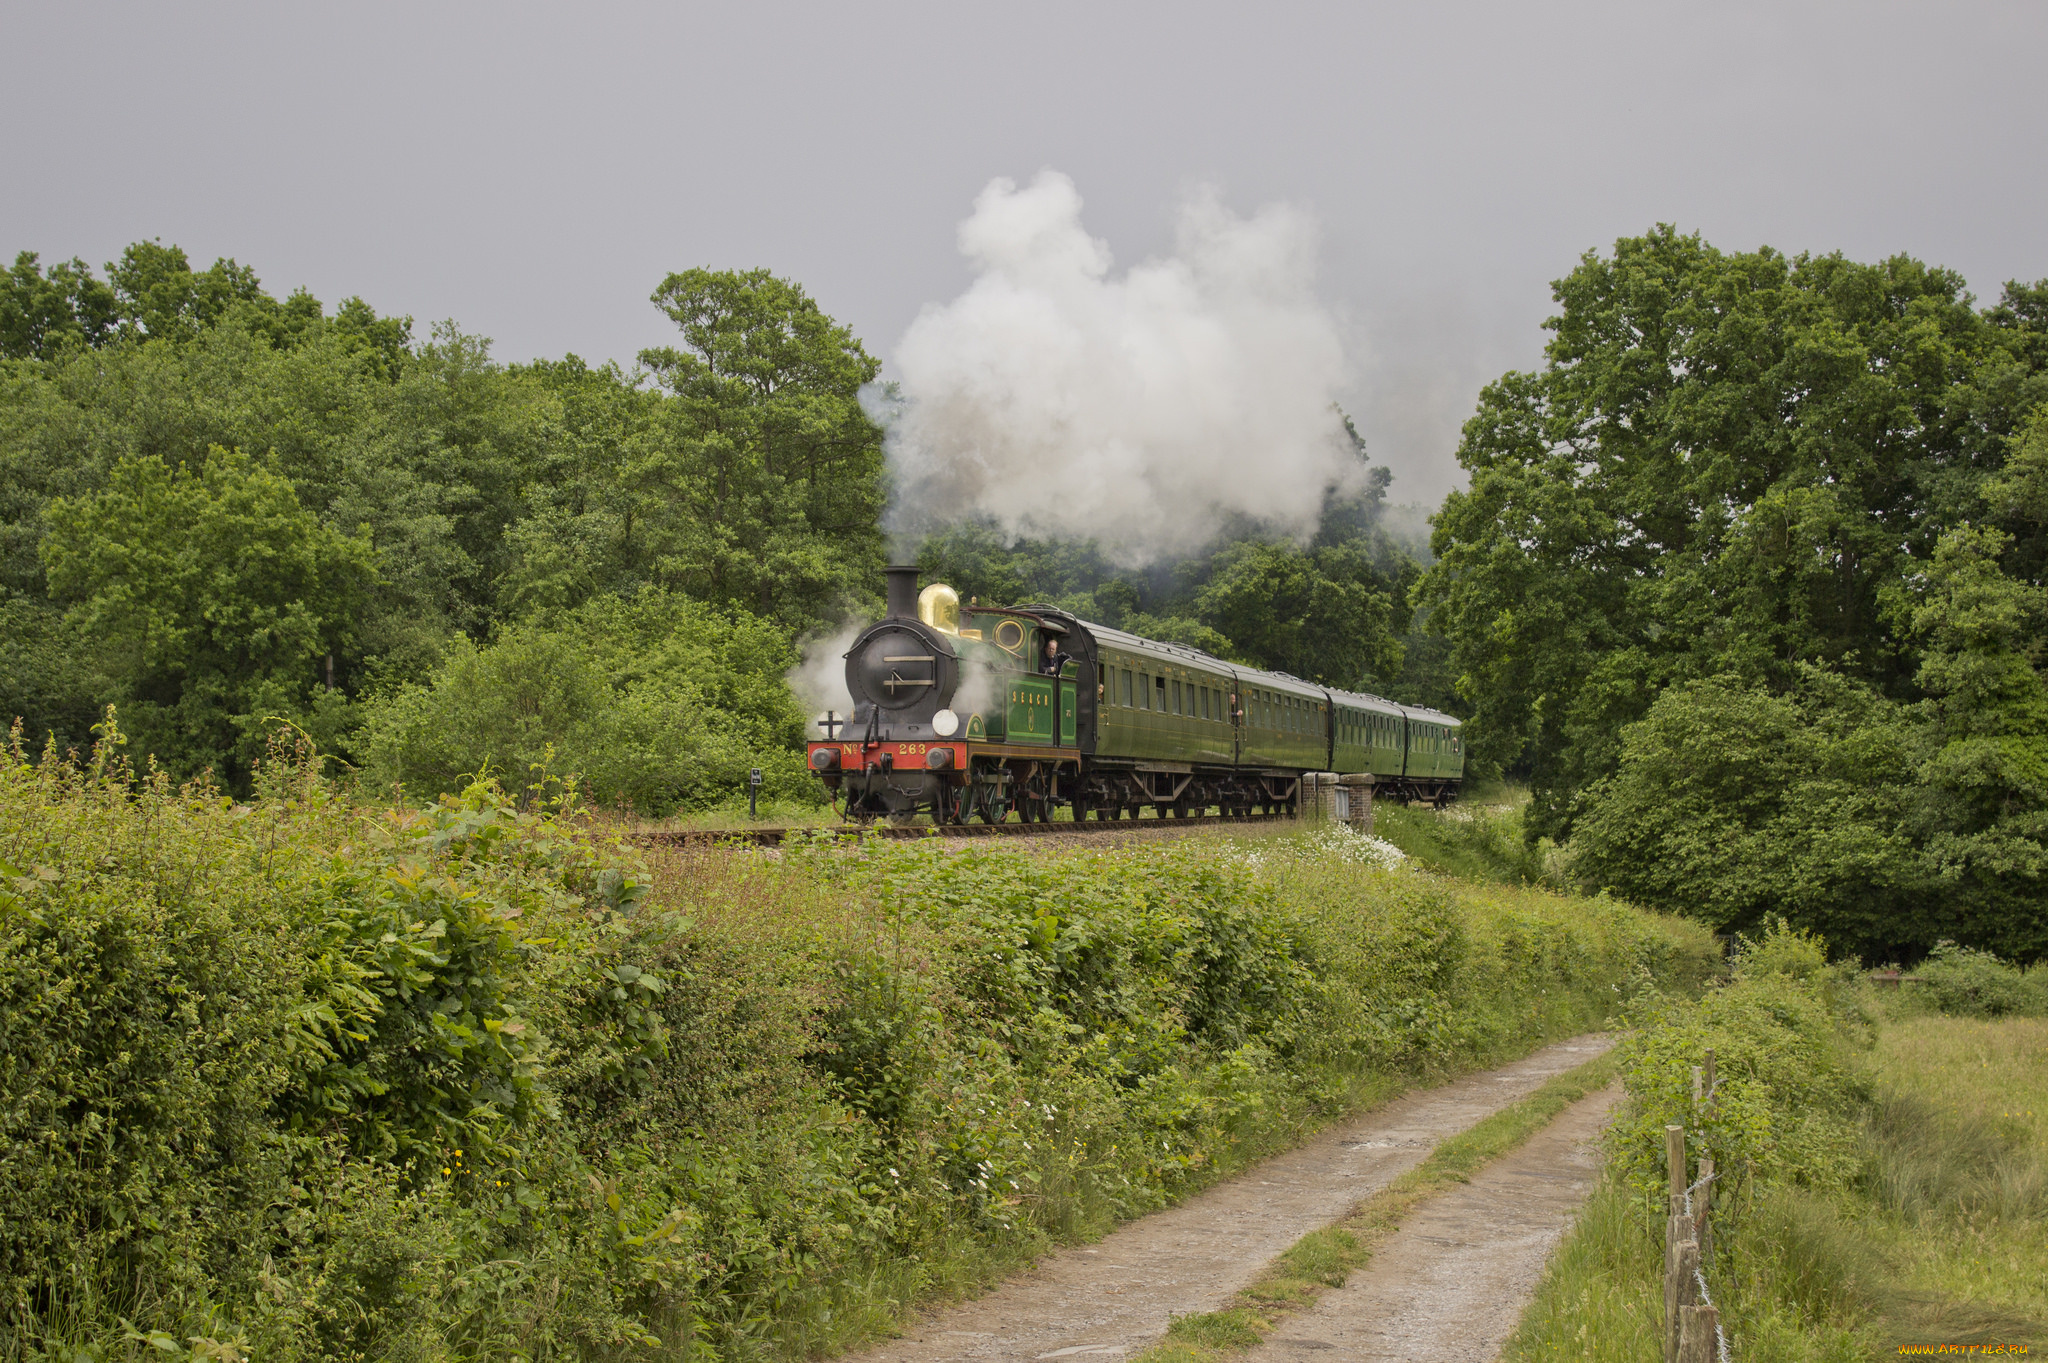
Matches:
[[1229, 674, 1244, 765]]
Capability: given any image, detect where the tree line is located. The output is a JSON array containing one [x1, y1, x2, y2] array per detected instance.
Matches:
[[1419, 227, 2048, 961], [1, 243, 887, 806], [6, 227, 2045, 960], [1, 241, 1435, 809]]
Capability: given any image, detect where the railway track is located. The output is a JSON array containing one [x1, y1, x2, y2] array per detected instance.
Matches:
[[630, 809, 1297, 850]]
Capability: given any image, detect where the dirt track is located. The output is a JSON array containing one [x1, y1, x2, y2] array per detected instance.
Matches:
[[844, 1034, 1612, 1363], [1246, 1078, 1622, 1360]]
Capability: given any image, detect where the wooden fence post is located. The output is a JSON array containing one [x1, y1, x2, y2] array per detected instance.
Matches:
[[1663, 1124, 1698, 1363], [1678, 1303, 1719, 1363], [1665, 1236, 1700, 1363], [1666, 1124, 1686, 1216]]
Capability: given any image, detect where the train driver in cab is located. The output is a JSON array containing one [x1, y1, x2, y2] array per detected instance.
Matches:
[[1042, 635, 1064, 675]]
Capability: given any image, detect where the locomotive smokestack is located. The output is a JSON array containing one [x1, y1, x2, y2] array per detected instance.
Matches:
[[884, 565, 920, 620]]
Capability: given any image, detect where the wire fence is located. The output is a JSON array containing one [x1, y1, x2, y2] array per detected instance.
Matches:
[[1663, 1047, 1731, 1363]]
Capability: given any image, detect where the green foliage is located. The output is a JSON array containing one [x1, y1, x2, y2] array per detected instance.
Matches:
[[1912, 524, 2048, 958], [1910, 940, 2048, 1017], [1418, 226, 2048, 958], [1609, 922, 1868, 1204], [630, 267, 886, 624], [356, 588, 818, 815], [1, 242, 887, 797], [0, 721, 674, 1357], [1507, 975, 2048, 1360], [0, 252, 119, 361], [38, 447, 375, 784], [1570, 673, 1927, 957], [1371, 795, 1561, 888], [1, 726, 1710, 1360]]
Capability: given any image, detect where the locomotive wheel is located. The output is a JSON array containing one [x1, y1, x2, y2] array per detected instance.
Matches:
[[974, 780, 1012, 823]]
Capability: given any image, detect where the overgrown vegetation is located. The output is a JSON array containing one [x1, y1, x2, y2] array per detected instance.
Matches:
[[1370, 790, 1564, 889], [0, 725, 1713, 1361], [1502, 924, 2048, 1360]]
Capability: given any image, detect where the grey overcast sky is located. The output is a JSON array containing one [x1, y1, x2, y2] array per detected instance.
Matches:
[[4, 0, 2042, 506]]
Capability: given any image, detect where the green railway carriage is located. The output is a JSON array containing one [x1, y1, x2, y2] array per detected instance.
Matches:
[[1328, 687, 1409, 782], [810, 567, 1464, 821]]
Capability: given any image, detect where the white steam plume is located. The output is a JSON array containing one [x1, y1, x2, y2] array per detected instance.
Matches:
[[876, 170, 1359, 563], [786, 621, 868, 737]]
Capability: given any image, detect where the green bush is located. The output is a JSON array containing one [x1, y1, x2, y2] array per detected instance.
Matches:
[[0, 721, 674, 1357], [1912, 940, 2048, 1018], [1608, 922, 1869, 1205], [355, 588, 818, 815]]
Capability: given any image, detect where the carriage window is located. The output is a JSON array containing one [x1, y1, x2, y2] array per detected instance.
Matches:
[[1121, 669, 1132, 707], [1140, 673, 1151, 709], [1172, 680, 1182, 715]]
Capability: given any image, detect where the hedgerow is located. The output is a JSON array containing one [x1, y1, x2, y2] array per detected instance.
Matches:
[[1, 720, 1716, 1361]]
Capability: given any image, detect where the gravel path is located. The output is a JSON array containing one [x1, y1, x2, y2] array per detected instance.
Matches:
[[844, 1034, 1613, 1363], [1247, 1078, 1623, 1361]]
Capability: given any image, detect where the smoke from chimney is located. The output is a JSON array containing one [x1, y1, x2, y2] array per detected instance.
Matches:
[[870, 170, 1361, 565]]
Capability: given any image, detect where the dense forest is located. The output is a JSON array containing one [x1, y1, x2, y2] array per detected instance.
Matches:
[[5, 230, 2047, 961]]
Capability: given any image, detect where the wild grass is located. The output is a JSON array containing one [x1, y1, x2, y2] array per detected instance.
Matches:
[[1501, 995, 2048, 1361], [1370, 785, 1569, 889]]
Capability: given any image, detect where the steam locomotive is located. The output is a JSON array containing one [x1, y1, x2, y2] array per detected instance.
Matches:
[[807, 566, 1463, 822]]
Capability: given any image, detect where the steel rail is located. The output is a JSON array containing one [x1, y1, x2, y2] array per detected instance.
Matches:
[[631, 810, 1295, 850]]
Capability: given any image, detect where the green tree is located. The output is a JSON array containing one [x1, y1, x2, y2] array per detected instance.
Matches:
[[1420, 227, 2048, 840], [358, 589, 814, 813], [628, 268, 886, 627], [40, 447, 375, 781], [1193, 539, 1404, 688], [1570, 672, 1924, 957], [1912, 524, 2048, 957], [0, 252, 119, 360]]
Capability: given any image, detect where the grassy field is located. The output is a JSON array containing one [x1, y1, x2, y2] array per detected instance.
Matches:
[[1502, 961, 2048, 1360]]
